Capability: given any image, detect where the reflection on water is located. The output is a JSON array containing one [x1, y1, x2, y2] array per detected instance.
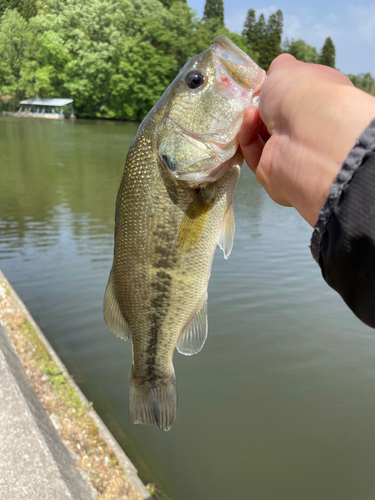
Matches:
[[1, 116, 375, 500]]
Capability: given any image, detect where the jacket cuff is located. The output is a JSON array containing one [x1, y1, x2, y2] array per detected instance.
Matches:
[[310, 118, 375, 262]]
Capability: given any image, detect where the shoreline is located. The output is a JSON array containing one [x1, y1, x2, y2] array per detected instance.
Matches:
[[0, 111, 140, 124], [0, 111, 71, 119], [0, 269, 153, 500]]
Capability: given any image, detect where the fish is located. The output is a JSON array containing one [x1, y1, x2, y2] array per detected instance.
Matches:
[[103, 35, 266, 431]]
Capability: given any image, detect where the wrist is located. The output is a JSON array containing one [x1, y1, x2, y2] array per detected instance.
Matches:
[[287, 85, 375, 226]]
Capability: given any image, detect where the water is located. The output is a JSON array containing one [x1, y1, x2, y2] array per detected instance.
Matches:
[[1, 115, 375, 500]]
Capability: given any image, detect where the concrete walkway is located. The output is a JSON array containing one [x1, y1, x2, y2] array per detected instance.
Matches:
[[0, 324, 96, 500]]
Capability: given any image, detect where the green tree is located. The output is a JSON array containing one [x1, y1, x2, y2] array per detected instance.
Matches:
[[203, 0, 224, 25], [0, 8, 28, 98], [243, 12, 266, 64], [110, 0, 209, 119], [159, 0, 186, 8], [318, 37, 335, 68], [242, 9, 283, 69], [17, 0, 206, 119], [253, 13, 266, 57], [287, 39, 318, 63], [19, 27, 70, 98], [0, 0, 37, 21], [258, 9, 282, 68], [282, 37, 290, 52], [2, 0, 344, 120], [242, 8, 256, 49], [348, 72, 375, 96]]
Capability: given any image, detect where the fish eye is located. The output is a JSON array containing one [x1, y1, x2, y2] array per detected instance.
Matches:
[[186, 71, 205, 89]]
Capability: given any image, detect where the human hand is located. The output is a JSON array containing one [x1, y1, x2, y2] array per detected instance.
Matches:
[[239, 55, 375, 226]]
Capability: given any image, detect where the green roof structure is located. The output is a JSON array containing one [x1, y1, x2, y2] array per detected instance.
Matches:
[[18, 98, 74, 118]]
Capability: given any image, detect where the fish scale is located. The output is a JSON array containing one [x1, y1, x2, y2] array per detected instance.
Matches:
[[104, 35, 266, 430]]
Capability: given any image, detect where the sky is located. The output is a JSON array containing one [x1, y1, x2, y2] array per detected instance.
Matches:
[[187, 0, 375, 75]]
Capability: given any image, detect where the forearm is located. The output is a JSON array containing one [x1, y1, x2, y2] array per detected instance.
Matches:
[[239, 56, 375, 328], [311, 119, 375, 327], [297, 85, 375, 226]]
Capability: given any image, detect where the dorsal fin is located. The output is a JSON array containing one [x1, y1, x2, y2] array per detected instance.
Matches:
[[103, 269, 131, 340], [176, 298, 208, 356]]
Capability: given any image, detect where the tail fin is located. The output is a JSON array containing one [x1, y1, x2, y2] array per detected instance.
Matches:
[[129, 367, 177, 431]]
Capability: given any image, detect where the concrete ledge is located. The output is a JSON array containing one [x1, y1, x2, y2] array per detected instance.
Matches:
[[0, 323, 96, 500], [0, 270, 152, 500]]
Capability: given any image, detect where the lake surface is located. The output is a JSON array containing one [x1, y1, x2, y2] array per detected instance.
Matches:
[[1, 115, 375, 500]]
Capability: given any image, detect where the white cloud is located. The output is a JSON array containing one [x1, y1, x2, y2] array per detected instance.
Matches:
[[226, 8, 248, 33], [226, 5, 280, 34], [283, 14, 302, 41], [283, 4, 375, 72], [257, 5, 279, 20], [223, 2, 375, 73], [348, 4, 375, 42], [226, 4, 339, 46], [283, 10, 341, 48]]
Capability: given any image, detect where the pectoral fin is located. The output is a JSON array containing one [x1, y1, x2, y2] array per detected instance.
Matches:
[[177, 195, 213, 253], [176, 298, 208, 356], [103, 269, 131, 340], [218, 202, 235, 259]]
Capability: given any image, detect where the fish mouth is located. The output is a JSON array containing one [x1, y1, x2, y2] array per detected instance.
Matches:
[[210, 35, 266, 93], [177, 115, 243, 145], [161, 130, 238, 184], [173, 159, 233, 184]]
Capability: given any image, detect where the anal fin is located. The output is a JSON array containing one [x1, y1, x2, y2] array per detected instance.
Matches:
[[218, 202, 235, 259], [103, 269, 131, 340], [176, 298, 208, 356]]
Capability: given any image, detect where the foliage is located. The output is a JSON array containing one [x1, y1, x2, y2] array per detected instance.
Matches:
[[318, 37, 335, 68], [0, 0, 37, 21], [348, 72, 375, 96], [1, 0, 216, 118], [242, 9, 283, 69], [0, 8, 28, 97], [203, 0, 224, 25], [261, 10, 283, 68], [107, 0, 213, 120], [159, 0, 186, 8], [0, 1, 369, 118], [242, 9, 256, 50], [285, 39, 319, 63]]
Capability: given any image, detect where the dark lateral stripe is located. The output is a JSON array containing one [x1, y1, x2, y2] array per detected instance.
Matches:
[[146, 313, 158, 378], [144, 220, 178, 379]]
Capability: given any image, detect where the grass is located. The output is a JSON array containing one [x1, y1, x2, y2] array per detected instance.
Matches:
[[0, 277, 152, 500], [19, 320, 87, 417]]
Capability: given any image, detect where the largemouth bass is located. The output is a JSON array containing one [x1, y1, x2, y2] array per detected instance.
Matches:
[[104, 36, 265, 430]]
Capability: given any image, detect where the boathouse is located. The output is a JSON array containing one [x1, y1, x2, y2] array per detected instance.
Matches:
[[18, 98, 74, 118]]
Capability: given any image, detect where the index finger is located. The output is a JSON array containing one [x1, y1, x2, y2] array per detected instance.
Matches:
[[267, 54, 299, 75]]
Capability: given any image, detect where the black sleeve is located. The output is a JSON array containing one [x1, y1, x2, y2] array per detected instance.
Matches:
[[311, 119, 375, 328]]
